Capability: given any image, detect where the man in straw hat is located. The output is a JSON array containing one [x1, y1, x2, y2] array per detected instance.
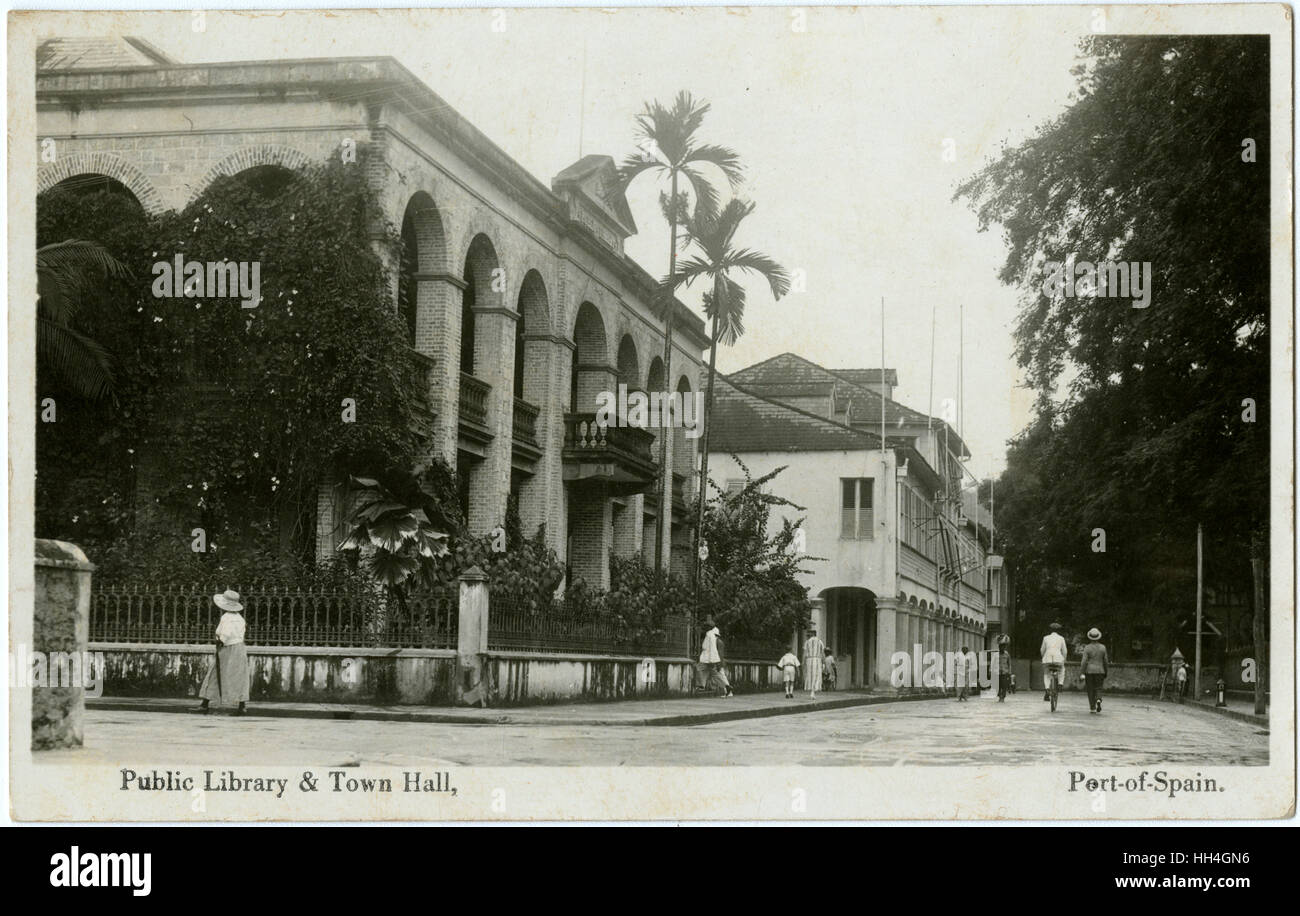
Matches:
[[1080, 627, 1110, 714], [196, 589, 251, 715]]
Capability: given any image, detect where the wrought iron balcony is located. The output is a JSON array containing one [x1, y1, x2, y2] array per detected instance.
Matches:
[[562, 413, 658, 495]]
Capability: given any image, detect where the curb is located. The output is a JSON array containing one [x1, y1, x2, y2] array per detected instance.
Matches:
[[87, 691, 947, 728], [1180, 699, 1270, 729]]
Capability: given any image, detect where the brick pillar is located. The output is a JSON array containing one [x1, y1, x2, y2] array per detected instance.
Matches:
[[569, 488, 612, 589], [413, 272, 465, 464], [33, 540, 94, 749], [467, 306, 518, 534], [575, 363, 617, 413], [518, 336, 570, 555], [456, 566, 490, 707], [612, 495, 643, 559]]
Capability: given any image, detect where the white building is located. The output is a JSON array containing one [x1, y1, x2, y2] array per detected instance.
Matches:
[[710, 354, 993, 689]]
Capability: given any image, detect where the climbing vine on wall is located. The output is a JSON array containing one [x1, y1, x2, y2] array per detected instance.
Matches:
[[36, 153, 425, 574]]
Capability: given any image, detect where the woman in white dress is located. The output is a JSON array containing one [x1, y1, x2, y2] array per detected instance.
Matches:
[[802, 627, 825, 697], [196, 589, 250, 715]]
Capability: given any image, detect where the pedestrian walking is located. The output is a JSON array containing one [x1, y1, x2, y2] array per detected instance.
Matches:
[[196, 589, 250, 715], [1175, 659, 1188, 703], [699, 619, 734, 698], [802, 627, 825, 698], [996, 636, 1012, 702], [822, 648, 838, 691], [956, 645, 975, 700], [1040, 622, 1067, 702], [1080, 627, 1109, 713], [777, 649, 800, 698]]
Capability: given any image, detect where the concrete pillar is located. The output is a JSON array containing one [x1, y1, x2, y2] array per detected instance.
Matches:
[[810, 596, 828, 639], [456, 566, 490, 707], [314, 476, 344, 561], [855, 602, 868, 687], [875, 597, 899, 689], [33, 540, 94, 749]]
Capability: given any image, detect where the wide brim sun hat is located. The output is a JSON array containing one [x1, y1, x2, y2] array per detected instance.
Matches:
[[1049, 622, 1062, 630], [213, 589, 244, 613], [1087, 628, 1102, 640]]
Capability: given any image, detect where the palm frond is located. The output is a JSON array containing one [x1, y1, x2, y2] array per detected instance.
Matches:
[[685, 143, 745, 189], [679, 165, 722, 223], [720, 248, 792, 300], [36, 314, 115, 400], [36, 239, 132, 325]]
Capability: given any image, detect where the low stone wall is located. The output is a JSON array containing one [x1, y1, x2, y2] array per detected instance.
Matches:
[[1026, 660, 1165, 694], [92, 643, 457, 705], [91, 643, 780, 707], [488, 654, 778, 706]]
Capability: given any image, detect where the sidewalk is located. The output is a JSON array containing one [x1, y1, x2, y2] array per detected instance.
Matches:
[[88, 688, 946, 727], [1183, 694, 1270, 728]]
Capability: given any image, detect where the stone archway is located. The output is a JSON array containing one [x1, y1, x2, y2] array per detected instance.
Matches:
[[194, 144, 311, 201], [38, 152, 163, 213]]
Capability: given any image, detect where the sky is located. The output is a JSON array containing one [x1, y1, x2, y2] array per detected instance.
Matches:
[[55, 6, 1103, 477]]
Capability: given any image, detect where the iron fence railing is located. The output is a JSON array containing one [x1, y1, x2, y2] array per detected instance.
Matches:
[[90, 583, 458, 649], [488, 599, 693, 656]]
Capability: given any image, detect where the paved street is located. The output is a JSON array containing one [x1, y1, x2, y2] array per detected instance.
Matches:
[[49, 692, 1268, 768]]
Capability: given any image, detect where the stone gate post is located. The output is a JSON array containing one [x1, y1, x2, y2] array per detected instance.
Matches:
[[456, 566, 490, 707], [33, 539, 94, 750]]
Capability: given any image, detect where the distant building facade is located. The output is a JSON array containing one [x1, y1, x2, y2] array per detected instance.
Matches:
[[710, 354, 999, 689]]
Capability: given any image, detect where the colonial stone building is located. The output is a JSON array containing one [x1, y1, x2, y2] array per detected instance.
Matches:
[[710, 353, 995, 689], [36, 39, 709, 588]]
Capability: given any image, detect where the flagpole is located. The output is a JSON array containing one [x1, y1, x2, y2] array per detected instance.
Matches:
[[928, 306, 936, 468], [880, 296, 886, 453]]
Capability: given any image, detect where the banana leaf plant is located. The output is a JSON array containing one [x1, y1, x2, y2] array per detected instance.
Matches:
[[339, 475, 450, 592]]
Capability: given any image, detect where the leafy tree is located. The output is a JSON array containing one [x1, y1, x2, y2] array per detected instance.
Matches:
[[697, 460, 815, 644], [615, 91, 743, 573], [956, 36, 1269, 659]]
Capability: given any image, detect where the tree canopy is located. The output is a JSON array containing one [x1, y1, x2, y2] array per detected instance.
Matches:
[[957, 36, 1269, 648]]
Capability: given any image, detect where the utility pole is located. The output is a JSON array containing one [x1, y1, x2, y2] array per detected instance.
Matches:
[[1194, 522, 1204, 701], [1250, 527, 1267, 715]]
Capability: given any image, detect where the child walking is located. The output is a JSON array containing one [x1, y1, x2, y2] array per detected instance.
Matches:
[[822, 648, 838, 691], [777, 649, 801, 699]]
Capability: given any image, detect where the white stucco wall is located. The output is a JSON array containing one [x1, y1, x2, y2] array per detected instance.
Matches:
[[715, 449, 897, 602]]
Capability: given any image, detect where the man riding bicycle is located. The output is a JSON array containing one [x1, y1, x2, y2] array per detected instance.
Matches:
[[1040, 622, 1067, 702]]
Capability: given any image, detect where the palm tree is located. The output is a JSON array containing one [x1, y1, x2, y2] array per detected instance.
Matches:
[[615, 91, 742, 574], [670, 199, 789, 584], [37, 239, 132, 400]]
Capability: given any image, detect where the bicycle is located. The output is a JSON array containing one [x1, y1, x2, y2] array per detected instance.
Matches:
[[1047, 663, 1062, 712]]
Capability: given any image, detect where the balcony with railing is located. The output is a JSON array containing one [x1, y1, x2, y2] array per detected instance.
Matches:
[[513, 398, 540, 443], [409, 350, 436, 424], [562, 413, 658, 495], [458, 371, 492, 446]]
